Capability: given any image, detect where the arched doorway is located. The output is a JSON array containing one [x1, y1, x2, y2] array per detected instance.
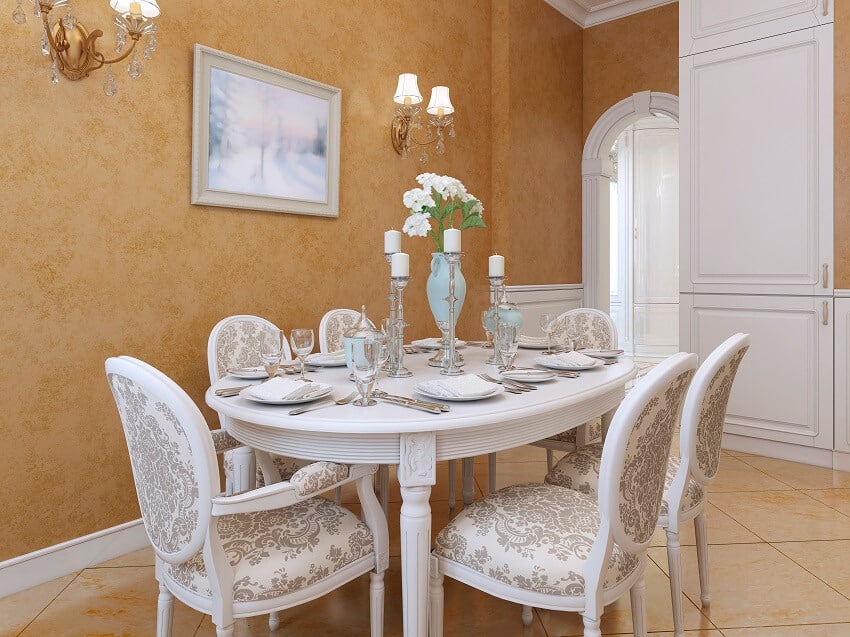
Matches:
[[581, 91, 679, 314]]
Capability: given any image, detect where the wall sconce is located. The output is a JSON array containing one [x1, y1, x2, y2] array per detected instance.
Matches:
[[12, 0, 160, 96], [390, 73, 455, 164]]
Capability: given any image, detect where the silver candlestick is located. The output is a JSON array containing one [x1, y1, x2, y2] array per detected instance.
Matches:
[[387, 275, 412, 377], [385, 253, 399, 374], [487, 275, 505, 365], [440, 251, 464, 376]]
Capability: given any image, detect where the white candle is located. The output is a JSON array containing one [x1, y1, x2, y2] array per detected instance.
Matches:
[[444, 228, 461, 253], [384, 229, 401, 254], [391, 252, 409, 277], [489, 254, 505, 277]]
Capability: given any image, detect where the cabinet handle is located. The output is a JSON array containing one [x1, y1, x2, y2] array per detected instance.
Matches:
[[824, 300, 829, 326], [823, 263, 829, 288]]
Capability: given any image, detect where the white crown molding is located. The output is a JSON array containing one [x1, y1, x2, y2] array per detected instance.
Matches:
[[544, 0, 677, 28]]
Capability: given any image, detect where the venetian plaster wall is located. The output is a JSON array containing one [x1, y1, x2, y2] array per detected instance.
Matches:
[[0, 0, 501, 560], [835, 3, 850, 288], [491, 0, 583, 285]]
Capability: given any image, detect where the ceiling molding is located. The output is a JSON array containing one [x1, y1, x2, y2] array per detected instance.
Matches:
[[544, 0, 677, 28]]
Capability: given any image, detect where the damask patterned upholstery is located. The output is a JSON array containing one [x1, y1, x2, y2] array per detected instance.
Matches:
[[318, 309, 361, 353], [290, 462, 350, 497], [222, 453, 308, 488], [166, 498, 373, 601], [549, 308, 617, 351], [434, 483, 640, 596]]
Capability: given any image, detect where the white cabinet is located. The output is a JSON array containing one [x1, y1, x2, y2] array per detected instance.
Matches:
[[680, 26, 833, 297], [680, 0, 833, 56], [834, 298, 850, 454], [680, 294, 833, 449]]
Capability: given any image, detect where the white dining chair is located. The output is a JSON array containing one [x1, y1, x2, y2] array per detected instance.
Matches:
[[209, 315, 306, 496], [545, 333, 750, 637], [106, 356, 389, 637], [429, 351, 697, 637]]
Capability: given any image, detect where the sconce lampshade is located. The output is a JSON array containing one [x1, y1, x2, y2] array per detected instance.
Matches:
[[109, 0, 160, 18], [393, 73, 423, 105], [426, 86, 454, 115]]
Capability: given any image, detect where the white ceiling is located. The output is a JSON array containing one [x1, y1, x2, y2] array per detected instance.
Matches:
[[544, 0, 676, 28]]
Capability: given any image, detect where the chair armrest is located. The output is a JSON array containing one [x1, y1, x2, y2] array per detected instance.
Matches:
[[210, 429, 242, 455], [211, 463, 378, 516]]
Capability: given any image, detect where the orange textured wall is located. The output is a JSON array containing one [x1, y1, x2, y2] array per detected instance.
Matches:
[[0, 0, 494, 559], [491, 0, 583, 285], [582, 4, 679, 139], [836, 3, 850, 287]]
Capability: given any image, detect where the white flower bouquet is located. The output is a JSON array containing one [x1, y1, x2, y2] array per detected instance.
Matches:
[[401, 173, 485, 252]]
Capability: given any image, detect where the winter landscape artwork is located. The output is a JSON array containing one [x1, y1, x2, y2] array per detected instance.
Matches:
[[191, 45, 341, 217]]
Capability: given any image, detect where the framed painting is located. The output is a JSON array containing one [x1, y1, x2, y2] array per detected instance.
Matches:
[[191, 45, 341, 217]]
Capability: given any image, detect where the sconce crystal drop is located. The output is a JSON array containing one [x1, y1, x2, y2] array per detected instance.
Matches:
[[12, 0, 26, 24], [104, 65, 117, 96], [127, 49, 142, 78]]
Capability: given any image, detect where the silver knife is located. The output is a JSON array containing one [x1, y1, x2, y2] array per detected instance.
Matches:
[[374, 396, 442, 414], [288, 398, 335, 415]]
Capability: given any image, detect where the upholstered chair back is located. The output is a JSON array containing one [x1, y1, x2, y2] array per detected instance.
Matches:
[[106, 356, 217, 565], [550, 308, 618, 350], [681, 333, 750, 486], [207, 315, 292, 383], [319, 308, 366, 352], [598, 352, 697, 553]]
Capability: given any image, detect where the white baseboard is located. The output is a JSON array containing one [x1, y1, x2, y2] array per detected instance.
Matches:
[[722, 432, 834, 468], [0, 519, 148, 599], [833, 450, 850, 472]]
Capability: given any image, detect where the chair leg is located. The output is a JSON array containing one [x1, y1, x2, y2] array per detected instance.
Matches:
[[376, 465, 390, 515], [215, 626, 234, 637], [429, 556, 445, 637], [156, 581, 174, 637], [581, 615, 601, 637], [694, 510, 711, 608], [665, 528, 685, 637], [521, 605, 533, 626], [231, 446, 256, 494], [488, 452, 497, 494], [546, 449, 555, 472], [370, 571, 385, 637], [462, 458, 474, 506], [629, 572, 648, 637], [447, 459, 456, 510], [268, 611, 280, 631], [334, 487, 342, 505]]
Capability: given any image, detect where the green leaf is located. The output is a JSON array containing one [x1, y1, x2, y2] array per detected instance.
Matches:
[[460, 215, 486, 230]]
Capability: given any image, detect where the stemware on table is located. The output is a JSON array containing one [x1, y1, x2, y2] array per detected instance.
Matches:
[[260, 329, 284, 380], [290, 328, 315, 381], [497, 322, 520, 371], [539, 313, 555, 354]]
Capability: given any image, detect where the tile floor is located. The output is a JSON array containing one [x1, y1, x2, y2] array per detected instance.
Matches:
[[4, 446, 850, 636]]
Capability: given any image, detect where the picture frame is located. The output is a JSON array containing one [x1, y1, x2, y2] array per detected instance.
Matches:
[[191, 45, 341, 217]]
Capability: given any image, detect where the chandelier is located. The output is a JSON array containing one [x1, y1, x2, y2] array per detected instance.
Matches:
[[12, 0, 160, 96]]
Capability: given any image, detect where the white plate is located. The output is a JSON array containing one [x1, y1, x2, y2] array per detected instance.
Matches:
[[414, 384, 504, 402], [226, 366, 270, 380], [238, 384, 333, 405], [411, 338, 467, 351], [518, 342, 550, 350], [579, 349, 624, 360], [305, 354, 347, 367], [535, 358, 602, 371], [501, 369, 556, 383]]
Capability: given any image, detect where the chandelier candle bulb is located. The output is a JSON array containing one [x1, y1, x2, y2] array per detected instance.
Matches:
[[129, 1, 142, 16], [391, 252, 410, 277], [444, 228, 461, 253], [384, 229, 402, 254], [489, 255, 505, 277]]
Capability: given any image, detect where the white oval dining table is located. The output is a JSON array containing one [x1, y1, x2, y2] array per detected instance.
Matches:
[[206, 347, 635, 637]]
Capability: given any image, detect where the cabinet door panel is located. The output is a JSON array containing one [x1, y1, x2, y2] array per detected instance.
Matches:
[[680, 0, 832, 56], [680, 294, 832, 448], [834, 298, 850, 453]]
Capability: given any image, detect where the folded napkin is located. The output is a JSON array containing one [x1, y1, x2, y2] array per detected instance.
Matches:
[[518, 335, 548, 347], [412, 337, 466, 349], [417, 375, 497, 398], [306, 350, 346, 364], [538, 351, 597, 367], [248, 377, 318, 401]]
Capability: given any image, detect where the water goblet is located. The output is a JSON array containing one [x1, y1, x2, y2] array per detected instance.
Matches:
[[497, 322, 520, 371], [259, 330, 283, 380], [481, 309, 494, 349], [539, 313, 555, 354], [289, 328, 315, 381], [349, 335, 383, 406]]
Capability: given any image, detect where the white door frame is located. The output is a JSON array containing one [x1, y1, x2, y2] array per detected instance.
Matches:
[[582, 90, 679, 312]]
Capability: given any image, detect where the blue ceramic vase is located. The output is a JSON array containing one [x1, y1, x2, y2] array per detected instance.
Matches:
[[426, 252, 466, 326]]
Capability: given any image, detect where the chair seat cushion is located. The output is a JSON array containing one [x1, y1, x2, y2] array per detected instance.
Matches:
[[223, 452, 308, 489], [543, 418, 603, 445], [545, 445, 705, 518], [165, 497, 373, 602], [433, 483, 639, 597]]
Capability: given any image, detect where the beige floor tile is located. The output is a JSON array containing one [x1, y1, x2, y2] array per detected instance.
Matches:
[[709, 491, 850, 542], [721, 448, 754, 457], [723, 625, 850, 636], [649, 502, 761, 548], [802, 488, 850, 516], [537, 558, 716, 636], [647, 543, 850, 628], [707, 456, 793, 493], [0, 573, 77, 637], [738, 456, 850, 490], [18, 567, 204, 637], [94, 546, 155, 568], [772, 540, 850, 599]]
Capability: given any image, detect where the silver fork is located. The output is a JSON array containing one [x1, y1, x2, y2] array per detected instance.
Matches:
[[288, 392, 357, 415], [479, 373, 535, 392]]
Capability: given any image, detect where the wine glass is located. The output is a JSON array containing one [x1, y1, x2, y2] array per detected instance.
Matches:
[[497, 322, 520, 371], [289, 328, 315, 381], [481, 309, 494, 349], [539, 313, 555, 354], [349, 335, 384, 406], [259, 330, 283, 380]]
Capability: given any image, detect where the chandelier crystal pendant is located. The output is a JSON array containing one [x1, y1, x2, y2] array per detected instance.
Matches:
[[13, 0, 160, 95], [390, 73, 456, 164]]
